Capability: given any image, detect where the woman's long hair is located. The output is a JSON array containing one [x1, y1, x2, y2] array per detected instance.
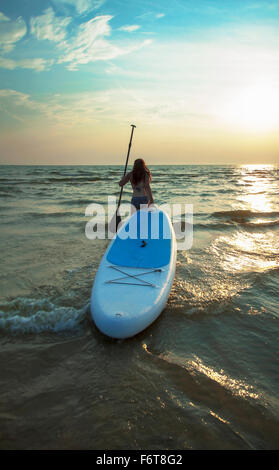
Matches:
[[131, 158, 151, 185]]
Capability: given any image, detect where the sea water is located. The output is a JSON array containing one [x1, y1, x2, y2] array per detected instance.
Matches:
[[0, 164, 278, 449]]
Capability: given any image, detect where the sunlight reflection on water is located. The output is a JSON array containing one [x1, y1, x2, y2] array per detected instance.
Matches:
[[211, 164, 279, 273]]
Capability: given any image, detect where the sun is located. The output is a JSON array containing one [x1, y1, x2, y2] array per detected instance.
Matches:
[[220, 80, 279, 133]]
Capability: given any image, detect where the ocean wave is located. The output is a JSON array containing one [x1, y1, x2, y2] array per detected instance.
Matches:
[[59, 198, 98, 206], [23, 211, 79, 219], [193, 222, 234, 230], [210, 231, 279, 273], [45, 176, 103, 184], [243, 220, 279, 229], [172, 173, 202, 178], [156, 352, 260, 401], [216, 188, 235, 194], [212, 209, 279, 222], [0, 297, 88, 334], [0, 185, 24, 196], [0, 176, 102, 185], [180, 219, 279, 231]]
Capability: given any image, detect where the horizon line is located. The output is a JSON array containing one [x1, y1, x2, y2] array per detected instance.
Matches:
[[0, 163, 277, 167]]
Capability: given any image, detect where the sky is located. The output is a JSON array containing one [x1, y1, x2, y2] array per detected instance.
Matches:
[[0, 0, 279, 164]]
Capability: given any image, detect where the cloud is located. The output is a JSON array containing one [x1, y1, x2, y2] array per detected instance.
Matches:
[[0, 88, 69, 126], [136, 11, 165, 21], [1, 8, 151, 73], [0, 89, 33, 102], [118, 25, 141, 32], [52, 0, 105, 14], [58, 15, 151, 70], [0, 88, 116, 128], [58, 15, 111, 69], [0, 89, 42, 123], [0, 57, 53, 72], [0, 85, 180, 131], [0, 12, 9, 22], [30, 7, 71, 42], [0, 14, 27, 53]]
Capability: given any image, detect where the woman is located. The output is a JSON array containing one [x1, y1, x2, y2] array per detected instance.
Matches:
[[119, 158, 154, 210]]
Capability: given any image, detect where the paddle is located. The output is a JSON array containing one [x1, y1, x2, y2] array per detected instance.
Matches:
[[110, 124, 136, 233]]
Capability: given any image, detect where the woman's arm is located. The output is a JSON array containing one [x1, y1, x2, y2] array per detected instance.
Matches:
[[119, 172, 131, 187], [145, 174, 154, 205]]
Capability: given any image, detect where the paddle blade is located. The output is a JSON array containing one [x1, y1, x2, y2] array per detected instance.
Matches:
[[116, 213, 121, 230], [109, 210, 121, 234]]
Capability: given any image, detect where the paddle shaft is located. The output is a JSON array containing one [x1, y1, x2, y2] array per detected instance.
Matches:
[[117, 124, 136, 211]]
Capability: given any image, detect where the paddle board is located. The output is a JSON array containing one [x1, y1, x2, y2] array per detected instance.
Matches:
[[90, 206, 177, 339]]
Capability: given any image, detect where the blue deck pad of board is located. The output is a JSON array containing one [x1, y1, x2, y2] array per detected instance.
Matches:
[[107, 211, 172, 268]]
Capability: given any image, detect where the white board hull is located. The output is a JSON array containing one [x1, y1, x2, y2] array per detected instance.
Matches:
[[90, 208, 177, 339]]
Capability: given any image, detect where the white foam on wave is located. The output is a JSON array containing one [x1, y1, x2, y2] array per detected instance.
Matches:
[[0, 297, 88, 334]]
